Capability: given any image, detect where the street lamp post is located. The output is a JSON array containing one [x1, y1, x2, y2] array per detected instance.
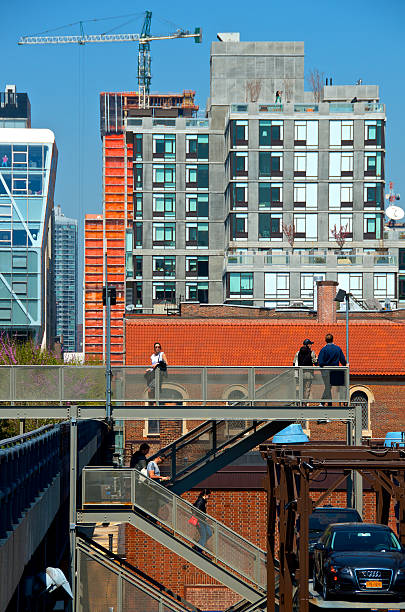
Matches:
[[334, 288, 350, 362]]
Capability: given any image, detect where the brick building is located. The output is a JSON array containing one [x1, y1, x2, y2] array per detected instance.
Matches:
[[121, 282, 405, 609]]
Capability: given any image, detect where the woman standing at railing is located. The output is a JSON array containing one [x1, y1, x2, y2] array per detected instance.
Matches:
[[145, 342, 168, 404]]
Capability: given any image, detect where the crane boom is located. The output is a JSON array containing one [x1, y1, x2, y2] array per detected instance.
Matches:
[[18, 32, 200, 45]]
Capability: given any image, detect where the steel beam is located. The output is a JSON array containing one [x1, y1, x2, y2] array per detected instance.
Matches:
[[69, 408, 78, 612], [76, 509, 264, 603]]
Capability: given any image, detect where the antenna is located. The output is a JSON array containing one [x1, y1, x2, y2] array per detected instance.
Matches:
[[385, 182, 403, 225]]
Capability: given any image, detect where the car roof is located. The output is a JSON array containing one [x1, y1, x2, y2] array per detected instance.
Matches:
[[328, 522, 390, 531], [313, 507, 359, 512]]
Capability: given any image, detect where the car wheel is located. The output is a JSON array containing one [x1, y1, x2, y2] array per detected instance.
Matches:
[[322, 577, 330, 601], [312, 565, 320, 593]]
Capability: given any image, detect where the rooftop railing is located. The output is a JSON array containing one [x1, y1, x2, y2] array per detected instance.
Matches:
[[226, 252, 397, 269], [0, 365, 349, 405]]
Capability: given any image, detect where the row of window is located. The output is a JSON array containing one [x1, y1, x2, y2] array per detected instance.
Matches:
[[128, 281, 209, 305], [130, 133, 209, 161], [128, 255, 209, 279], [133, 222, 209, 249], [231, 212, 383, 241], [133, 164, 209, 190], [231, 120, 384, 148], [227, 272, 396, 302], [229, 182, 383, 210], [227, 151, 383, 179], [0, 172, 45, 196], [0, 145, 50, 170], [0, 198, 45, 223], [133, 193, 209, 218], [0, 223, 41, 245]]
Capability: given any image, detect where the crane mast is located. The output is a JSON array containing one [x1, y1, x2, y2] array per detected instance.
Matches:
[[18, 11, 202, 108]]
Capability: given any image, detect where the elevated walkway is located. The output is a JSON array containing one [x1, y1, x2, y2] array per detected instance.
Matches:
[[78, 467, 267, 603], [0, 421, 106, 611]]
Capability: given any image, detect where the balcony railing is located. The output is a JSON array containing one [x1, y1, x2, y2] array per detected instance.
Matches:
[[0, 365, 349, 405], [226, 252, 397, 269]]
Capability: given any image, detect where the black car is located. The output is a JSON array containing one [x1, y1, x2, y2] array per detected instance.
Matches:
[[313, 523, 405, 600], [309, 506, 362, 569]]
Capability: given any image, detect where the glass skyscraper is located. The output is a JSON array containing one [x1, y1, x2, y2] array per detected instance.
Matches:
[[0, 85, 58, 345], [52, 205, 78, 352]]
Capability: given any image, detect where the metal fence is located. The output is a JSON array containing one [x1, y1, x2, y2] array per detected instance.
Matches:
[[0, 365, 349, 405], [82, 467, 267, 590]]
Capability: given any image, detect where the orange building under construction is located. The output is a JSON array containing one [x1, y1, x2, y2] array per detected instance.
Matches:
[[84, 90, 199, 363]]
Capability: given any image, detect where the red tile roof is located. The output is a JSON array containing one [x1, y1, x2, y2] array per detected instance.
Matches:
[[125, 318, 405, 376]]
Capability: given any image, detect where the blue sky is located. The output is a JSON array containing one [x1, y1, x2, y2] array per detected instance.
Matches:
[[1, 0, 404, 312]]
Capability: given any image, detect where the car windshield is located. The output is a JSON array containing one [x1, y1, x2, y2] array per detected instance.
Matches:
[[309, 511, 360, 531], [330, 530, 402, 552]]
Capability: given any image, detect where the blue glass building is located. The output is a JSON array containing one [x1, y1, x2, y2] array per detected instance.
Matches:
[[0, 90, 58, 344], [52, 205, 78, 352]]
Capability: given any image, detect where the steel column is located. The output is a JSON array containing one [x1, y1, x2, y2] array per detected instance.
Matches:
[[354, 403, 363, 516], [105, 252, 112, 420], [69, 407, 78, 611]]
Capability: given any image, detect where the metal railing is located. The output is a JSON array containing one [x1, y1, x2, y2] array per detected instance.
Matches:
[[77, 535, 200, 612], [82, 467, 267, 590], [0, 365, 349, 405], [225, 252, 397, 269]]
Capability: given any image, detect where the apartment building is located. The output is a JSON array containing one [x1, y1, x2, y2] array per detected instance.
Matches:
[[52, 205, 78, 352], [0, 85, 58, 345], [84, 35, 404, 363]]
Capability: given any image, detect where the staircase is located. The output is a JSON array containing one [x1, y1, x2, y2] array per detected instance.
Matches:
[[79, 467, 269, 603]]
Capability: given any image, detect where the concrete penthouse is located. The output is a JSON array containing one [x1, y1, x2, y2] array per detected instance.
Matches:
[[84, 34, 400, 364]]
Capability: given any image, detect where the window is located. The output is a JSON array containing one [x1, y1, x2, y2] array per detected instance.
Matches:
[[364, 152, 382, 178], [351, 391, 370, 432], [337, 273, 363, 299], [329, 120, 354, 147], [186, 164, 209, 189], [12, 282, 27, 295], [186, 222, 208, 248], [146, 419, 160, 436], [153, 134, 175, 159], [259, 120, 283, 146], [294, 152, 318, 177], [258, 213, 282, 240], [293, 214, 317, 240], [153, 164, 175, 189], [364, 213, 382, 239], [329, 152, 353, 178], [294, 121, 318, 146], [230, 183, 248, 209], [329, 183, 353, 209], [134, 194, 142, 218], [134, 222, 142, 248], [301, 273, 325, 301], [264, 272, 289, 306], [186, 256, 209, 278], [135, 256, 142, 278], [12, 255, 27, 268], [232, 120, 248, 146], [374, 273, 395, 301], [186, 134, 208, 159], [186, 194, 209, 217], [153, 256, 175, 277], [228, 273, 253, 298], [153, 282, 176, 303], [230, 214, 248, 240], [153, 194, 175, 217], [399, 249, 405, 271], [232, 152, 248, 176], [399, 275, 405, 300], [365, 120, 383, 147], [186, 282, 209, 303], [134, 164, 143, 189], [364, 183, 383, 208], [329, 213, 353, 240], [259, 152, 283, 177], [153, 222, 176, 248], [258, 183, 283, 209], [294, 183, 317, 209], [134, 282, 142, 306]]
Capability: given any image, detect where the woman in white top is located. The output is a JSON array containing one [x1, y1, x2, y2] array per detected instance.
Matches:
[[146, 343, 168, 402]]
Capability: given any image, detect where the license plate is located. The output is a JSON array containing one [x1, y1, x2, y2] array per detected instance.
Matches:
[[365, 580, 383, 588]]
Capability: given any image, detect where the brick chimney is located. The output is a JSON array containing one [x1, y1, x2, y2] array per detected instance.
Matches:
[[317, 280, 338, 324]]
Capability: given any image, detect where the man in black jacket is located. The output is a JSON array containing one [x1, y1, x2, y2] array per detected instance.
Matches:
[[192, 489, 212, 554], [130, 443, 150, 470]]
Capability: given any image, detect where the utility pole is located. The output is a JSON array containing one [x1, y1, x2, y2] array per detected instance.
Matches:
[[103, 252, 116, 420]]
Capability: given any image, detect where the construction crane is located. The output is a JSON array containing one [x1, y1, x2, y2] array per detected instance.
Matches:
[[18, 11, 202, 108]]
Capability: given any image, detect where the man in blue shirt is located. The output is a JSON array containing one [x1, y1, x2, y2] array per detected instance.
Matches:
[[318, 334, 347, 405]]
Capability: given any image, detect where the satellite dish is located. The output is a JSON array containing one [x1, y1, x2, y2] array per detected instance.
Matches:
[[386, 205, 404, 221]]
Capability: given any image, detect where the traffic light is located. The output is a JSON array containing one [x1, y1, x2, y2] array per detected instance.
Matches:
[[102, 287, 117, 306]]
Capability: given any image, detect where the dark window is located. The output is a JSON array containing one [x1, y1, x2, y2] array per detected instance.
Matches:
[[399, 250, 405, 271], [134, 134, 143, 159], [134, 164, 142, 189], [187, 135, 209, 159], [351, 391, 369, 430], [153, 256, 176, 277], [259, 120, 282, 146], [134, 222, 142, 247], [259, 153, 282, 177], [259, 214, 282, 239], [231, 215, 248, 239], [153, 282, 176, 303], [186, 223, 208, 247], [135, 256, 142, 278], [186, 256, 208, 277]]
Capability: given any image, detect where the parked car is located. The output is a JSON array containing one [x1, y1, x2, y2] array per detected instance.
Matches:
[[309, 506, 362, 569], [313, 523, 405, 600]]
